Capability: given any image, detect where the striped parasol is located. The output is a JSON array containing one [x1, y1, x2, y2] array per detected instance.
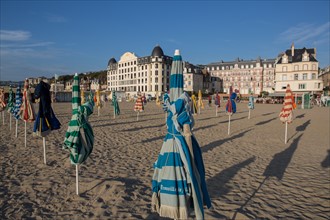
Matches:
[[134, 92, 144, 112], [63, 73, 94, 165], [0, 87, 6, 112], [279, 84, 295, 124], [214, 92, 220, 107], [169, 50, 183, 102], [20, 79, 36, 122], [95, 89, 102, 109], [112, 91, 120, 116], [152, 49, 211, 219], [13, 85, 22, 120], [6, 87, 15, 114]]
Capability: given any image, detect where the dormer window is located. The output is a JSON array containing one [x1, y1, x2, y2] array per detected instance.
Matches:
[[302, 51, 310, 61], [282, 54, 288, 63]]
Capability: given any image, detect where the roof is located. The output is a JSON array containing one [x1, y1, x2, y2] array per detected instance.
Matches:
[[151, 45, 164, 57], [277, 47, 317, 64], [108, 57, 117, 66]]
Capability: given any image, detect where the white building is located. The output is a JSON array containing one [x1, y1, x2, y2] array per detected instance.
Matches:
[[107, 45, 172, 97], [50, 83, 64, 92], [183, 62, 204, 93], [275, 44, 323, 95]]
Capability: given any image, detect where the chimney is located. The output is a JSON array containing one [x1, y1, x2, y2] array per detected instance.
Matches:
[[291, 42, 294, 57]]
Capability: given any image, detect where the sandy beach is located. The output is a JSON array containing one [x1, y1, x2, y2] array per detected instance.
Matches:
[[0, 101, 329, 219]]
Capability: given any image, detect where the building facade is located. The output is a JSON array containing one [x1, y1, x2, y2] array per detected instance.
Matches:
[[183, 62, 204, 94], [206, 57, 276, 96], [319, 66, 330, 91], [275, 44, 323, 94], [107, 45, 172, 97]]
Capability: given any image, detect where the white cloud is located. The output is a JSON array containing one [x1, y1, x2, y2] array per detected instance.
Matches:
[[278, 22, 330, 45], [1, 42, 55, 48], [0, 30, 31, 41]]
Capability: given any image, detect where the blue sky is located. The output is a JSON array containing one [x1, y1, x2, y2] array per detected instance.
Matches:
[[1, 0, 329, 81]]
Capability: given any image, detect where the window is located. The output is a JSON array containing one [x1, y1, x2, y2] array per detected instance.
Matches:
[[294, 74, 298, 80], [298, 84, 306, 89], [294, 65, 299, 71], [282, 66, 287, 72], [303, 64, 308, 70], [312, 64, 316, 70], [312, 73, 316, 79], [303, 73, 307, 80], [282, 74, 287, 80]]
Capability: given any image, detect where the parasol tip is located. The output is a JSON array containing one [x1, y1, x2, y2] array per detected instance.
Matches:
[[75, 73, 78, 76], [174, 49, 180, 56]]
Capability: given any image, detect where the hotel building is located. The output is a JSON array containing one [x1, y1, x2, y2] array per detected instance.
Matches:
[[275, 43, 323, 95], [206, 57, 276, 96], [107, 45, 172, 97]]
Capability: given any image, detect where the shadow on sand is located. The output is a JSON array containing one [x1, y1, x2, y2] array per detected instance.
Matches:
[[255, 117, 277, 126], [321, 150, 330, 168], [202, 129, 252, 153], [232, 134, 302, 219]]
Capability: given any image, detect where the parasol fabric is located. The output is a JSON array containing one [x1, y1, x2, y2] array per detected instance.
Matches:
[[33, 81, 61, 137], [169, 50, 183, 102], [279, 84, 295, 123], [190, 93, 198, 114], [13, 85, 23, 120], [112, 91, 120, 115], [214, 92, 220, 107], [19, 79, 36, 122], [152, 49, 211, 220], [197, 90, 204, 109], [95, 89, 102, 109], [0, 87, 6, 112], [248, 95, 255, 110], [63, 74, 94, 165], [226, 87, 237, 115], [134, 92, 144, 112], [6, 87, 15, 114], [81, 89, 85, 105]]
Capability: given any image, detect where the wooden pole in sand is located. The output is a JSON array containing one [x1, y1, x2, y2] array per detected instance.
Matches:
[[248, 109, 251, 119], [24, 121, 27, 147], [285, 122, 288, 144], [228, 114, 231, 135], [137, 111, 139, 121], [216, 106, 218, 116], [43, 137, 47, 164], [15, 119, 18, 137], [2, 111, 4, 125], [98, 107, 100, 117], [76, 165, 79, 195]]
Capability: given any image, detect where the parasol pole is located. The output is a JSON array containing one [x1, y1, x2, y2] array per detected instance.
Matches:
[[2, 111, 4, 125], [9, 114, 12, 130], [137, 111, 139, 121], [76, 164, 79, 195], [228, 114, 231, 135], [248, 109, 251, 119], [216, 106, 218, 116], [285, 121, 288, 144], [24, 121, 27, 147], [165, 112, 167, 122], [15, 119, 18, 137], [113, 107, 115, 119], [98, 107, 100, 117], [43, 137, 47, 164]]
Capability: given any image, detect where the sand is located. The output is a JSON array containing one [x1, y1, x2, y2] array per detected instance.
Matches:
[[0, 101, 329, 219]]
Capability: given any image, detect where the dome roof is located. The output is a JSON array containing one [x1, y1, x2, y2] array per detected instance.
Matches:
[[108, 57, 117, 66], [151, 45, 164, 57]]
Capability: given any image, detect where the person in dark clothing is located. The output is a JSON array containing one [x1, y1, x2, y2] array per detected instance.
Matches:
[[33, 81, 61, 137]]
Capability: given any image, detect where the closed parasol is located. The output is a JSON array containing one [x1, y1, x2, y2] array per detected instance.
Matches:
[[33, 81, 61, 137], [63, 73, 94, 195], [279, 84, 296, 144], [152, 49, 211, 220], [6, 86, 15, 130], [19, 79, 36, 147], [248, 90, 254, 119], [112, 90, 120, 118], [13, 85, 22, 137], [190, 93, 198, 115], [226, 86, 237, 135], [134, 91, 144, 121], [215, 92, 220, 116], [0, 87, 6, 125], [197, 90, 204, 114]]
